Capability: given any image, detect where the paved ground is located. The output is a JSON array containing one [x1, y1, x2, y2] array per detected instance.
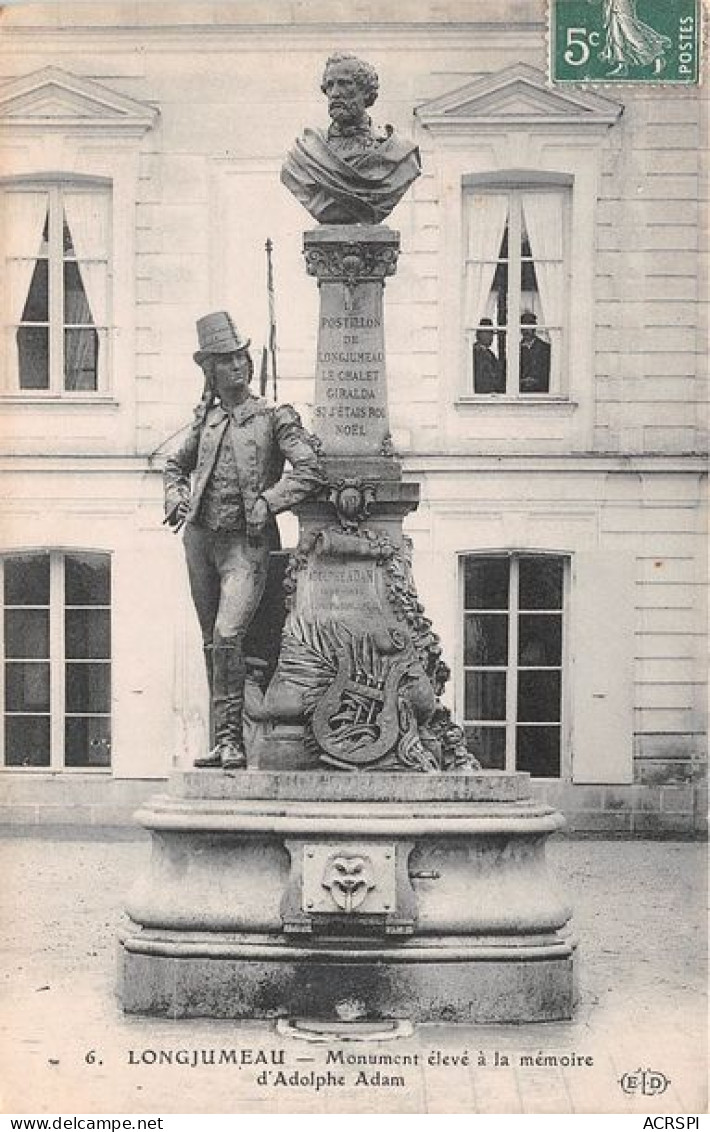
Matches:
[[0, 831, 706, 1115]]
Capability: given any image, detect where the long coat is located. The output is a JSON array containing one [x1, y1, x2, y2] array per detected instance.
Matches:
[[163, 395, 323, 527], [520, 336, 551, 393], [473, 341, 504, 394]]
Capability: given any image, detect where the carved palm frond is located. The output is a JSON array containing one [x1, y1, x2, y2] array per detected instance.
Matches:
[[277, 615, 353, 700]]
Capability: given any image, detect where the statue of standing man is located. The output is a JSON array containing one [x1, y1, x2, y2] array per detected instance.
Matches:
[[281, 52, 421, 224], [164, 312, 323, 771]]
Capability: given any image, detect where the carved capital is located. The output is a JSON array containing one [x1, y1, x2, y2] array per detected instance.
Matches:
[[304, 228, 400, 286]]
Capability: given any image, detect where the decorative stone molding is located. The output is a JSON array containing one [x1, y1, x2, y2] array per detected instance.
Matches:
[[415, 61, 623, 135], [0, 66, 159, 136], [328, 479, 377, 531], [304, 225, 400, 287]]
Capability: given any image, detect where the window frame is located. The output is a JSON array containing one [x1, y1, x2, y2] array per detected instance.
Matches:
[[0, 549, 112, 773], [2, 178, 112, 398], [462, 178, 572, 401], [416, 64, 622, 448], [458, 551, 570, 778]]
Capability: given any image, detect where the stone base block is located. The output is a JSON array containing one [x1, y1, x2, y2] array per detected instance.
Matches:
[[118, 771, 575, 1024], [119, 937, 576, 1023]]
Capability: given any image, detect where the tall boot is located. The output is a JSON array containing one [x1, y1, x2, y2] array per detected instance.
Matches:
[[211, 635, 247, 771], [203, 643, 214, 747], [203, 643, 214, 691], [194, 643, 221, 768]]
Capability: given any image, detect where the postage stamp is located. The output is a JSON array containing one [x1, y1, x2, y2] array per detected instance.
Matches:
[[550, 0, 701, 83]]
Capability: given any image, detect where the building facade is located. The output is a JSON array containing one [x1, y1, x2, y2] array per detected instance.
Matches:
[[0, 0, 706, 833]]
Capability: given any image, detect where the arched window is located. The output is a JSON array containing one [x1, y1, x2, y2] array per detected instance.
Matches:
[[1, 551, 111, 769], [461, 553, 567, 777]]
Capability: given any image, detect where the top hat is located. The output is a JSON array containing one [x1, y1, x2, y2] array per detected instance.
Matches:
[[520, 311, 538, 324], [478, 317, 494, 326], [193, 311, 251, 365]]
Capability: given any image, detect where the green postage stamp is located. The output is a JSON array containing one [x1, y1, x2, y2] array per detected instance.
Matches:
[[550, 0, 701, 83]]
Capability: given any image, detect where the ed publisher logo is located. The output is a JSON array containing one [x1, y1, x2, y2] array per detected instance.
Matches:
[[619, 1068, 671, 1096]]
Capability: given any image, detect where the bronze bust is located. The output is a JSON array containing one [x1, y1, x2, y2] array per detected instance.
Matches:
[[281, 52, 421, 224]]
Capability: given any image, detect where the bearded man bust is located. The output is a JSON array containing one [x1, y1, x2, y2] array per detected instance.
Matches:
[[281, 52, 421, 225]]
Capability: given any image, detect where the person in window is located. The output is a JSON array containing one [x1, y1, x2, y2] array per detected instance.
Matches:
[[473, 318, 504, 394], [519, 311, 551, 393], [164, 312, 324, 771]]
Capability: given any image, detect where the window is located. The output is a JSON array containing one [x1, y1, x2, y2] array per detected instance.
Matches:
[[461, 554, 566, 777], [464, 187, 568, 397], [1, 551, 111, 769], [2, 182, 110, 394]]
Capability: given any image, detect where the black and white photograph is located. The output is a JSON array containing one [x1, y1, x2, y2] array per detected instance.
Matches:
[[0, 0, 706, 1119]]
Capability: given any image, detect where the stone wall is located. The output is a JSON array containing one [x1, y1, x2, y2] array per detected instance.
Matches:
[[594, 92, 706, 454]]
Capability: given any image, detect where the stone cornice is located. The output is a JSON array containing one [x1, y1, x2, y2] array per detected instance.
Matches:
[[402, 454, 708, 475], [0, 453, 705, 476], [0, 23, 544, 57]]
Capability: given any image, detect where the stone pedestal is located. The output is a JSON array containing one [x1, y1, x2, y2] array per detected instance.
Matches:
[[307, 225, 398, 460], [258, 225, 472, 775], [118, 770, 576, 1022]]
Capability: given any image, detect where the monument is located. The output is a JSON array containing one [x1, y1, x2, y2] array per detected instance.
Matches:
[[119, 53, 575, 1023]]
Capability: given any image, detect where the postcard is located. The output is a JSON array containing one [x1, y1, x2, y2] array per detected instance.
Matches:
[[0, 0, 706, 1117]]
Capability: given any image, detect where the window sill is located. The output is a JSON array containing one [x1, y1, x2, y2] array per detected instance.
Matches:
[[456, 396, 578, 413], [0, 394, 119, 408], [0, 767, 112, 774]]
